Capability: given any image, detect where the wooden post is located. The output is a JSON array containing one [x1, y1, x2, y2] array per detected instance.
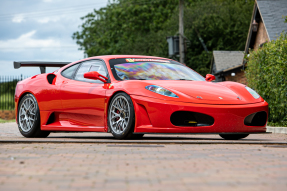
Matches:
[[179, 0, 184, 64]]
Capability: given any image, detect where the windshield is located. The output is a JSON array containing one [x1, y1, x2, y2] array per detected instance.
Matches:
[[110, 59, 205, 81]]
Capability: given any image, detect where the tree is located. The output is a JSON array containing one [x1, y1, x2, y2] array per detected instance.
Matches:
[[73, 0, 254, 76], [73, 0, 177, 57], [182, 0, 254, 74]]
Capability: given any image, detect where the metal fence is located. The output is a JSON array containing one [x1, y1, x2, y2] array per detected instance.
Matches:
[[0, 76, 27, 110]]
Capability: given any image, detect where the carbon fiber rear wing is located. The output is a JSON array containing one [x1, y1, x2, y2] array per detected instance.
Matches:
[[14, 61, 71, 74]]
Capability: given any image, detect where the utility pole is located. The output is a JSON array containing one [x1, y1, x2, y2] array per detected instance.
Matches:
[[179, 0, 184, 64]]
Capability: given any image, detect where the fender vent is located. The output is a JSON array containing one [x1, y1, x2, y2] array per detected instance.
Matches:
[[170, 111, 214, 127], [244, 111, 267, 126], [46, 113, 55, 125], [47, 74, 56, 84]]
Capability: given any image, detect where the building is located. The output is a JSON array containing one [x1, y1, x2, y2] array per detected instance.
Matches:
[[245, 0, 287, 52], [211, 0, 287, 84], [210, 51, 246, 84]]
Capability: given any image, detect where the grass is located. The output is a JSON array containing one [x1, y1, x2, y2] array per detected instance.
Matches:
[[0, 118, 16, 123]]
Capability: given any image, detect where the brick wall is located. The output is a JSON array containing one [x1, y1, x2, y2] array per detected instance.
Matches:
[[0, 110, 15, 120], [225, 71, 247, 85], [254, 21, 269, 50]]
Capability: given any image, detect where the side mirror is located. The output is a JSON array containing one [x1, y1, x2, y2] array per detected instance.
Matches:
[[205, 74, 215, 82], [84, 71, 108, 83]]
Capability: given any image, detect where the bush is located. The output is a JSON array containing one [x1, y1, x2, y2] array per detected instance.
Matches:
[[246, 32, 287, 126], [0, 79, 19, 110]]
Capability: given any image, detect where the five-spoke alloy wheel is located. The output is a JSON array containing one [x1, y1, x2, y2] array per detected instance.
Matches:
[[17, 94, 50, 138]]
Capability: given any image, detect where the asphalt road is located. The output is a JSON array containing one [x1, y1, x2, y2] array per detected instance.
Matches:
[[0, 122, 287, 191]]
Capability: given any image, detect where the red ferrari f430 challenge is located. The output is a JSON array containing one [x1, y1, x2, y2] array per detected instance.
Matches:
[[14, 55, 268, 140]]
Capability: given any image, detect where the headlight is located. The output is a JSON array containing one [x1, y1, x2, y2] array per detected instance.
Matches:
[[145, 85, 178, 98], [245, 86, 260, 99]]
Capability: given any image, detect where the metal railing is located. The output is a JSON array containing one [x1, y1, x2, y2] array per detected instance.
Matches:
[[0, 75, 28, 110]]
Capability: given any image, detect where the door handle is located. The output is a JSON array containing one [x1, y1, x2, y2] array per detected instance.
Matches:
[[62, 81, 68, 84]]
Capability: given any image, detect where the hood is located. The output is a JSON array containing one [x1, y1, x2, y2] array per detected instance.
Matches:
[[123, 80, 263, 105]]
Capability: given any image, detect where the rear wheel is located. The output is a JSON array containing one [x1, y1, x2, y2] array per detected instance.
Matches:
[[219, 134, 249, 140], [17, 94, 50, 138], [108, 93, 136, 139]]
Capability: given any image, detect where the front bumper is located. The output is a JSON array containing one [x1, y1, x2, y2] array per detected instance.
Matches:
[[131, 95, 268, 133]]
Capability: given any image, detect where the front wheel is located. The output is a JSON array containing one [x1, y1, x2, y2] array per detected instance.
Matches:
[[108, 93, 135, 139], [219, 134, 249, 140], [17, 94, 50, 138]]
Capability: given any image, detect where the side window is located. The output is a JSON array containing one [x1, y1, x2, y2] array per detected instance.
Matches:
[[61, 63, 80, 79], [74, 60, 108, 83]]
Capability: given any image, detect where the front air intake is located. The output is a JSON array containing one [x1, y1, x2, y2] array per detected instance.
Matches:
[[170, 111, 214, 127], [244, 111, 267, 126]]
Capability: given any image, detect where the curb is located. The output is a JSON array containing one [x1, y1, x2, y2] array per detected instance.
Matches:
[[266, 126, 287, 134]]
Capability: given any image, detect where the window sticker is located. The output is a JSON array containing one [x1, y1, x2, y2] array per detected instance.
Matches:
[[114, 62, 205, 81], [125, 58, 170, 63]]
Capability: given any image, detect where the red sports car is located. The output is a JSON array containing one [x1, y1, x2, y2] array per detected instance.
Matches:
[[14, 55, 268, 140]]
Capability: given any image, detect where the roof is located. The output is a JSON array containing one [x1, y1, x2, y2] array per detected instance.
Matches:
[[89, 55, 170, 60], [245, 0, 287, 53], [211, 51, 244, 74], [257, 0, 287, 41], [66, 55, 173, 67], [62, 55, 177, 71]]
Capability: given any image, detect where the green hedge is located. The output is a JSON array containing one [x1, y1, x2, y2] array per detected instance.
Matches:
[[0, 80, 19, 110], [246, 32, 287, 126]]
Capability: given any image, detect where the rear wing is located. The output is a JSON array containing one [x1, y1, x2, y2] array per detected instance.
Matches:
[[14, 61, 71, 74]]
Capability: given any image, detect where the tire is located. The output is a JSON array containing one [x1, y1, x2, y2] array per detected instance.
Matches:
[[17, 94, 50, 138], [219, 134, 249, 140], [131, 134, 144, 139], [108, 92, 136, 139]]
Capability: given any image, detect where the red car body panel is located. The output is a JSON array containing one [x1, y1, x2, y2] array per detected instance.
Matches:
[[15, 55, 268, 134]]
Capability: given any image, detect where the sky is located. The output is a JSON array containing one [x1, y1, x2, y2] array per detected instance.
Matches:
[[0, 0, 109, 77]]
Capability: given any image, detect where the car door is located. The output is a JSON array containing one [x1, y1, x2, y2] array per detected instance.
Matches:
[[60, 60, 108, 127]]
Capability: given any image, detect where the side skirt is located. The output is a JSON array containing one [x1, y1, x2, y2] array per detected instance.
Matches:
[[41, 121, 106, 132]]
